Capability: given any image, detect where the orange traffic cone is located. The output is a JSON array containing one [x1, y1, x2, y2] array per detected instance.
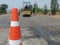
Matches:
[[8, 8, 22, 45]]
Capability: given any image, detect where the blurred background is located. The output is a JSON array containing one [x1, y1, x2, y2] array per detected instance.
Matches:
[[0, 0, 60, 15]]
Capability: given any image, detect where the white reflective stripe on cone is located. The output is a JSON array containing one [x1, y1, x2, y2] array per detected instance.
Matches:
[[11, 21, 20, 26], [9, 39, 22, 45]]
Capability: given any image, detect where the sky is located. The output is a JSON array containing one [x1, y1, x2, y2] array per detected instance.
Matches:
[[0, 0, 60, 10]]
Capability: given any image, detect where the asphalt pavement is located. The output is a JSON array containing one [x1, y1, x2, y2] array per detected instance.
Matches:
[[0, 14, 60, 45]]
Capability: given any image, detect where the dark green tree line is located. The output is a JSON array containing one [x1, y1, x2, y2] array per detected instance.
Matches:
[[51, 0, 59, 15], [0, 4, 8, 14]]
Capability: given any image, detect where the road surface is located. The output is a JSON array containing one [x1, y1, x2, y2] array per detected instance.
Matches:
[[0, 14, 60, 45]]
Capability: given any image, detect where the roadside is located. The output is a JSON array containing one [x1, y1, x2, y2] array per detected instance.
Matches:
[[48, 15, 60, 19]]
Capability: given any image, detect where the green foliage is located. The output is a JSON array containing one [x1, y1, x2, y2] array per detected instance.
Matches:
[[0, 4, 8, 14], [1, 4, 8, 9], [33, 3, 42, 13], [51, 0, 59, 15], [28, 5, 32, 10], [28, 5, 33, 14], [33, 7, 35, 13], [43, 5, 48, 14]]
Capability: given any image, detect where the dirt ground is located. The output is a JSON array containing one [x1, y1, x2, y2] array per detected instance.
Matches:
[[49, 15, 60, 19]]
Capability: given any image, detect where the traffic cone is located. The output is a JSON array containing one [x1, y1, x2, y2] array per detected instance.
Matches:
[[8, 8, 22, 45]]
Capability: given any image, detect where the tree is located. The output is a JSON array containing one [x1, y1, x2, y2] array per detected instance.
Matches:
[[33, 3, 42, 13], [28, 5, 33, 14], [29, 5, 32, 10], [43, 5, 48, 14], [33, 3, 37, 13], [0, 4, 8, 14], [51, 0, 59, 15]]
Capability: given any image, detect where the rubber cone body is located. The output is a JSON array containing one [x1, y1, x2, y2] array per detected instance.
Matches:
[[8, 8, 22, 45]]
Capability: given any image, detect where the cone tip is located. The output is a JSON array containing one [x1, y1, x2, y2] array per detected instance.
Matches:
[[12, 8, 18, 11], [11, 8, 19, 21]]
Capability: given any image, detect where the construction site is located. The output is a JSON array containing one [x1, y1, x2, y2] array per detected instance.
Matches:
[[0, 0, 60, 45]]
